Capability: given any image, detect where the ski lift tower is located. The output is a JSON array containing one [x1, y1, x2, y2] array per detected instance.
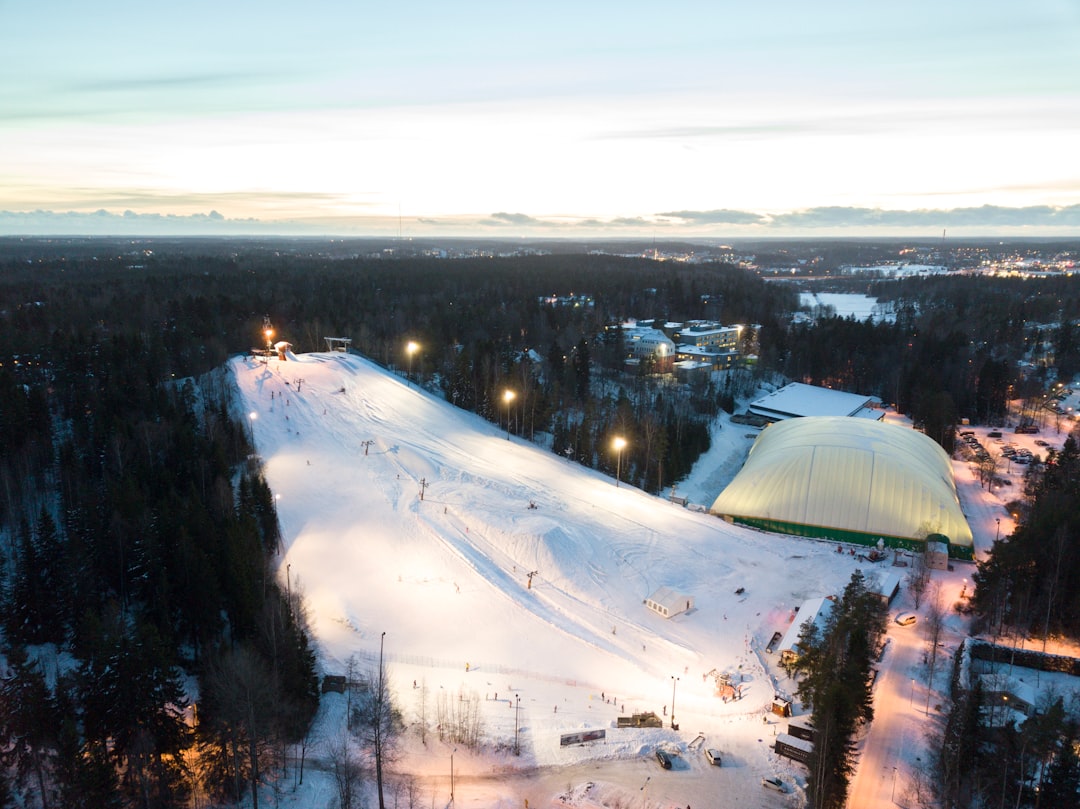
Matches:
[[262, 315, 275, 355]]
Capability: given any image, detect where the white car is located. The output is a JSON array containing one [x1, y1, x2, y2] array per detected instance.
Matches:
[[896, 612, 917, 626], [705, 748, 722, 766], [762, 776, 786, 792]]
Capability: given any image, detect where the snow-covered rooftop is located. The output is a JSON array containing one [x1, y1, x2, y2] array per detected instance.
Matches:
[[749, 381, 880, 420]]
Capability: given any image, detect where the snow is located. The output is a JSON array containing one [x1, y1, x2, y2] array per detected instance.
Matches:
[[799, 292, 896, 324], [230, 351, 1037, 809]]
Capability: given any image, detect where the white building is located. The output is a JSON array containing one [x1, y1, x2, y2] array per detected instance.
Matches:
[[645, 587, 694, 619], [622, 325, 676, 371], [672, 322, 741, 352], [778, 596, 834, 665]]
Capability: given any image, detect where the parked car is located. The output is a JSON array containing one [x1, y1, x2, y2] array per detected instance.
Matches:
[[655, 749, 672, 769], [762, 776, 786, 792], [705, 748, 722, 766], [896, 612, 918, 626]]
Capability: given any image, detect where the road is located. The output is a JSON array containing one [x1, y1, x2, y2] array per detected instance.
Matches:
[[845, 611, 925, 809]]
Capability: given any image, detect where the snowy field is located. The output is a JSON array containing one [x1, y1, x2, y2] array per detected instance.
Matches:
[[799, 292, 896, 324], [231, 351, 1029, 809]]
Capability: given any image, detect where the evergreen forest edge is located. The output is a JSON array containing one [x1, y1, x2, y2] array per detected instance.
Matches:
[[2, 238, 1080, 808]]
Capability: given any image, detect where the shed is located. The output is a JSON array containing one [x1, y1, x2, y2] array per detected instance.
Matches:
[[869, 571, 901, 605], [774, 733, 814, 764], [925, 536, 949, 571], [645, 587, 694, 619], [787, 715, 816, 742], [771, 697, 792, 717]]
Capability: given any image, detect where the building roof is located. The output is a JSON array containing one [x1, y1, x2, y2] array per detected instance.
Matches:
[[748, 382, 881, 421], [779, 596, 834, 657], [709, 417, 973, 549]]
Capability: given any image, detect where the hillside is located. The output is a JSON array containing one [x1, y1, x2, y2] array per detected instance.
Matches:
[[232, 350, 884, 807]]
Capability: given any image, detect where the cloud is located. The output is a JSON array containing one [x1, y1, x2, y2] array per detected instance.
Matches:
[[769, 204, 1080, 229], [0, 208, 294, 235], [484, 212, 544, 226], [657, 209, 769, 226], [38, 188, 358, 211], [4, 203, 1080, 237]]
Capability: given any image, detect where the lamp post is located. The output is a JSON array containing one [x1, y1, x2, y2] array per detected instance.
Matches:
[[376, 631, 386, 809], [450, 747, 457, 804], [247, 411, 258, 445], [996, 517, 1001, 542], [613, 436, 627, 487], [670, 675, 679, 729], [503, 390, 516, 440], [406, 341, 419, 386], [514, 694, 521, 755]]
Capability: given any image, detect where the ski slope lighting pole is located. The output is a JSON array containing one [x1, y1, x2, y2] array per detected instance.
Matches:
[[376, 631, 386, 809], [671, 675, 679, 729], [514, 694, 521, 755], [503, 390, 516, 439], [613, 436, 627, 487], [450, 747, 457, 804], [406, 341, 419, 386]]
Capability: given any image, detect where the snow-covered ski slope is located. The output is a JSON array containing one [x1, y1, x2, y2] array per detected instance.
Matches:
[[233, 351, 864, 697]]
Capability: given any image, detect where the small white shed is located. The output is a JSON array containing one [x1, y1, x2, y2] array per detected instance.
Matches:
[[925, 539, 949, 571], [645, 587, 694, 619]]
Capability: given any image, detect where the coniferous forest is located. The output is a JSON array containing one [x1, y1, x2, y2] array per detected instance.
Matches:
[[1, 236, 1080, 807]]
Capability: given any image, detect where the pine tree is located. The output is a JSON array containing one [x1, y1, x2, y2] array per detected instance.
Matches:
[[0, 645, 59, 809]]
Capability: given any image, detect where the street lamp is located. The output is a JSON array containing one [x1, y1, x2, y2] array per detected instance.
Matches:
[[450, 747, 457, 804], [996, 517, 1001, 542], [503, 390, 516, 440], [670, 675, 680, 729], [405, 341, 420, 386], [514, 694, 521, 755], [247, 411, 258, 445], [376, 631, 386, 809], [613, 436, 627, 487]]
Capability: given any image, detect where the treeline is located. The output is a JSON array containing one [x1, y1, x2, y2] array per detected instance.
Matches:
[[927, 640, 1080, 808], [767, 273, 1080, 453], [971, 436, 1080, 640], [0, 326, 319, 806], [0, 247, 796, 498], [0, 245, 794, 807]]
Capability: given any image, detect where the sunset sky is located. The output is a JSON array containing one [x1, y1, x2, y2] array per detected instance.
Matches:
[[2, 0, 1079, 237]]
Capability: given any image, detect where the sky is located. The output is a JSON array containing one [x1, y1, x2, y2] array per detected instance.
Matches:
[[224, 346, 1040, 807], [3, 0, 1080, 237]]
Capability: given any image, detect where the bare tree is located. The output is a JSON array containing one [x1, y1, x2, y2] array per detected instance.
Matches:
[[327, 729, 363, 809], [435, 689, 484, 750], [902, 758, 937, 809], [202, 644, 280, 809], [923, 584, 946, 712], [909, 552, 930, 610], [415, 678, 429, 746]]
